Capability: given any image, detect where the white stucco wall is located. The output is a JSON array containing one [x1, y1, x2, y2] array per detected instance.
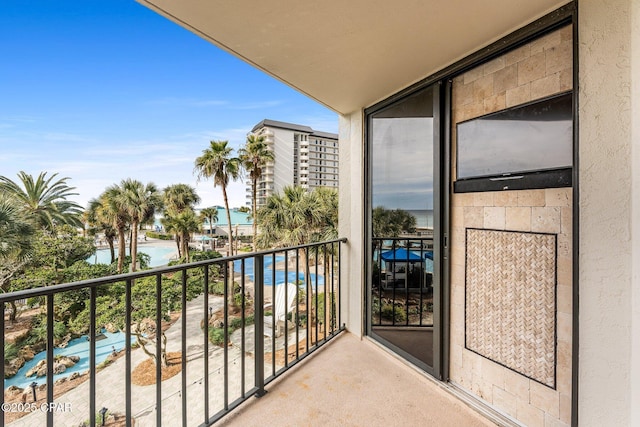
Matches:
[[338, 111, 365, 337], [579, 0, 639, 425]]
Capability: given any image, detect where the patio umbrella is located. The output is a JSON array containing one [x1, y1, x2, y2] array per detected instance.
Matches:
[[380, 248, 423, 262], [199, 235, 212, 241]]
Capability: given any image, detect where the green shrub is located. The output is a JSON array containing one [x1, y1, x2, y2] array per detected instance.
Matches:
[[4, 343, 19, 360], [381, 304, 406, 323], [145, 231, 173, 240]]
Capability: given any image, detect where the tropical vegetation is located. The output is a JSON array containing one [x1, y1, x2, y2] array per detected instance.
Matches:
[[239, 132, 274, 251]]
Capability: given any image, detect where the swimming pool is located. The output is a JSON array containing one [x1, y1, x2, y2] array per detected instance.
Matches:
[[234, 256, 325, 286], [5, 331, 135, 390], [87, 245, 177, 268]]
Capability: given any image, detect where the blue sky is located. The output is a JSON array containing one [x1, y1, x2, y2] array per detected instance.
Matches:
[[0, 0, 338, 208]]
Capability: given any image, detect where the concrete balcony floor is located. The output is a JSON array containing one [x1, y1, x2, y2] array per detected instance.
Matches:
[[219, 332, 496, 427]]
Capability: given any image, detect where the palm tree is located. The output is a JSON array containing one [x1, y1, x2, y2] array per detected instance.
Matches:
[[163, 184, 200, 255], [200, 207, 219, 247], [0, 171, 83, 229], [163, 183, 201, 212], [0, 196, 35, 321], [0, 196, 34, 259], [101, 186, 130, 273], [119, 179, 162, 272], [194, 140, 240, 256], [161, 209, 201, 262], [239, 133, 274, 252], [85, 197, 118, 263]]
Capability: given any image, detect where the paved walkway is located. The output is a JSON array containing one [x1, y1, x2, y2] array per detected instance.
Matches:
[[9, 293, 298, 426]]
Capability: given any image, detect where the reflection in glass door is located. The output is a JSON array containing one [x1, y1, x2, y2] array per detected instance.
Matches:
[[368, 84, 441, 374]]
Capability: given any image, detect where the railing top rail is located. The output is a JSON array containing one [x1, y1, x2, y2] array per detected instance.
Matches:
[[0, 238, 347, 304]]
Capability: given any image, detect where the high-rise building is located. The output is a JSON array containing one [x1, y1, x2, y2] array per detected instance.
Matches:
[[247, 119, 339, 208]]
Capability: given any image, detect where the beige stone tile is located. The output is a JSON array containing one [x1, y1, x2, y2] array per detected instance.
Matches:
[[559, 393, 572, 424], [506, 83, 531, 107], [451, 206, 464, 227], [505, 44, 531, 66], [557, 233, 571, 259], [530, 381, 560, 418], [462, 349, 482, 374], [561, 206, 573, 236], [506, 207, 532, 231], [481, 357, 506, 389], [451, 246, 466, 267], [450, 343, 464, 371], [456, 81, 475, 106], [557, 256, 572, 287], [545, 413, 570, 427], [559, 24, 573, 42], [452, 192, 473, 207], [493, 386, 517, 417], [462, 102, 484, 121], [557, 284, 572, 315], [504, 369, 530, 402], [518, 52, 546, 86], [484, 93, 506, 114], [464, 66, 483, 85], [518, 190, 546, 207], [493, 64, 518, 95], [557, 340, 572, 370], [473, 74, 494, 103], [531, 207, 561, 234], [531, 73, 561, 100], [473, 192, 494, 207], [557, 311, 572, 344], [545, 188, 571, 207], [517, 400, 545, 427], [560, 69, 573, 91], [531, 30, 563, 55], [546, 41, 573, 76], [484, 207, 506, 229], [484, 56, 505, 75], [556, 363, 572, 395], [494, 191, 518, 207], [451, 263, 465, 285]]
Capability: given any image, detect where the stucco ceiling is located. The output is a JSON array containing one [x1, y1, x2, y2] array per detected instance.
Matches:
[[138, 0, 570, 115]]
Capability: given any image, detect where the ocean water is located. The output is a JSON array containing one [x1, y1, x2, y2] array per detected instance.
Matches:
[[407, 209, 434, 229]]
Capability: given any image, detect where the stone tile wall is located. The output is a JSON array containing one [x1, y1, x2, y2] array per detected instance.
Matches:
[[449, 25, 573, 427]]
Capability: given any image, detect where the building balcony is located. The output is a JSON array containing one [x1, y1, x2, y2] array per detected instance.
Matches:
[[1, 237, 507, 427]]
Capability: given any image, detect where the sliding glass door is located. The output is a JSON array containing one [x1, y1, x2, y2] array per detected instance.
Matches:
[[367, 83, 443, 376]]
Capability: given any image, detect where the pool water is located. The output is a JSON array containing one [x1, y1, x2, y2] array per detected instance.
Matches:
[[5, 331, 135, 390], [87, 245, 177, 267], [234, 256, 325, 286]]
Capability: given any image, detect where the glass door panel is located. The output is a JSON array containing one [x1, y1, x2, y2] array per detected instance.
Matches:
[[368, 84, 439, 372]]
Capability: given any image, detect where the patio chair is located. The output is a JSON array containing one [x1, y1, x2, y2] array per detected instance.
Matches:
[[264, 282, 298, 338]]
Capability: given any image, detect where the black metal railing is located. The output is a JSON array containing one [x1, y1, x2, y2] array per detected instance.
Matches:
[[1, 238, 346, 427], [371, 237, 434, 327]]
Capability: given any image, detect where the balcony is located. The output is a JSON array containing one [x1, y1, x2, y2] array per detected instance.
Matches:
[[2, 237, 495, 427]]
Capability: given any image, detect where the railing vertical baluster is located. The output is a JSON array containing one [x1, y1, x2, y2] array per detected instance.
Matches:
[[315, 245, 319, 346], [338, 242, 342, 329], [90, 287, 97, 427], [391, 239, 396, 326], [1, 302, 5, 427], [125, 279, 132, 427], [181, 268, 187, 426], [271, 253, 276, 375], [223, 262, 229, 409], [378, 239, 383, 326], [155, 273, 162, 426], [419, 240, 425, 326], [203, 265, 210, 424], [295, 248, 300, 360], [331, 243, 335, 335], [323, 244, 328, 341], [46, 294, 54, 426], [406, 239, 410, 326], [241, 259, 246, 397], [305, 248, 310, 353], [254, 254, 266, 397], [284, 250, 289, 367]]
